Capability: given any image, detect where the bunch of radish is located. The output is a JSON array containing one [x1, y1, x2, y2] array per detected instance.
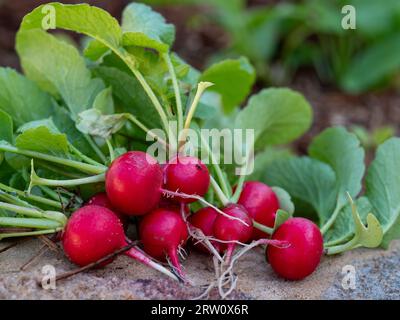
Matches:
[[61, 149, 323, 283]]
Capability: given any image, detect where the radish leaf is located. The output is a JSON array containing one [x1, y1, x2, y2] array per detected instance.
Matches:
[[235, 88, 312, 149]]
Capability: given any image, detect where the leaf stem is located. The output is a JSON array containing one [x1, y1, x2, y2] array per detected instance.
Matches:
[[230, 146, 253, 203], [325, 236, 358, 255], [179, 82, 213, 149], [30, 169, 105, 191], [0, 217, 61, 229], [125, 114, 168, 148], [321, 201, 342, 235], [163, 53, 183, 135], [210, 176, 229, 206], [253, 221, 274, 235], [0, 202, 66, 225], [83, 134, 107, 163], [199, 132, 232, 198], [0, 227, 62, 241], [69, 143, 104, 166], [113, 50, 173, 144], [0, 144, 107, 175]]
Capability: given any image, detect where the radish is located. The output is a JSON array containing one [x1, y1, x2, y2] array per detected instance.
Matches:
[[139, 208, 188, 278], [87, 192, 127, 226], [62, 205, 178, 280], [189, 207, 222, 254], [158, 197, 190, 217], [106, 151, 163, 215], [213, 204, 253, 262], [163, 156, 210, 203], [237, 181, 280, 240], [266, 217, 323, 280]]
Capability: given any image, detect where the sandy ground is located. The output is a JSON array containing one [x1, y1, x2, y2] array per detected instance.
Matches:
[[0, 238, 398, 300]]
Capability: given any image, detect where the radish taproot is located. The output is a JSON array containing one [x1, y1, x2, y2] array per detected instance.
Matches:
[[266, 217, 323, 280], [237, 181, 279, 240], [139, 208, 188, 278], [163, 156, 210, 203], [213, 204, 253, 262], [62, 205, 178, 280], [106, 151, 163, 215], [189, 207, 222, 254]]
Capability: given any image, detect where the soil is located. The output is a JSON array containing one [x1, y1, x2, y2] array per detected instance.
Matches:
[[0, 238, 399, 299]]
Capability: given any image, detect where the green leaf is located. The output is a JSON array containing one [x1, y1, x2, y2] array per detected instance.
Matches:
[[121, 2, 175, 53], [19, 3, 122, 50], [15, 125, 69, 156], [341, 33, 400, 93], [52, 107, 96, 158], [84, 39, 111, 61], [200, 57, 255, 113], [309, 127, 365, 212], [16, 30, 104, 118], [93, 87, 114, 115], [272, 187, 295, 215], [326, 195, 383, 255], [93, 66, 161, 129], [0, 68, 53, 127], [249, 147, 292, 181], [325, 197, 372, 246], [264, 157, 336, 225], [365, 138, 400, 248], [235, 88, 312, 150], [273, 209, 291, 230], [0, 110, 13, 143], [76, 109, 127, 139]]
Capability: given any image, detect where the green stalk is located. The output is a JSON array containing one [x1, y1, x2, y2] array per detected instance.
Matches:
[[210, 176, 229, 206], [253, 221, 274, 235], [83, 133, 107, 163], [230, 146, 253, 203], [30, 171, 105, 190], [163, 53, 183, 135], [125, 114, 168, 148], [0, 144, 107, 175], [106, 139, 115, 162], [0, 202, 66, 225], [179, 82, 213, 149], [39, 186, 69, 206], [199, 132, 232, 198], [325, 236, 358, 255], [69, 143, 104, 167], [0, 227, 63, 240], [36, 160, 84, 179], [113, 50, 173, 144], [320, 201, 342, 235], [0, 217, 61, 229], [324, 234, 353, 248]]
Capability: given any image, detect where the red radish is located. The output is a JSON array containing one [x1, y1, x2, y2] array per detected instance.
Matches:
[[189, 207, 222, 254], [106, 151, 163, 215], [237, 181, 280, 240], [62, 205, 177, 280], [213, 204, 253, 262], [139, 208, 188, 278], [158, 197, 190, 217], [163, 156, 210, 203], [266, 217, 323, 280], [87, 192, 127, 226]]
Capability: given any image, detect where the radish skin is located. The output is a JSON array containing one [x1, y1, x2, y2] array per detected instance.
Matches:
[[237, 181, 280, 240], [163, 156, 210, 203], [62, 205, 178, 281], [106, 151, 163, 215], [139, 208, 188, 279], [267, 217, 323, 280]]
